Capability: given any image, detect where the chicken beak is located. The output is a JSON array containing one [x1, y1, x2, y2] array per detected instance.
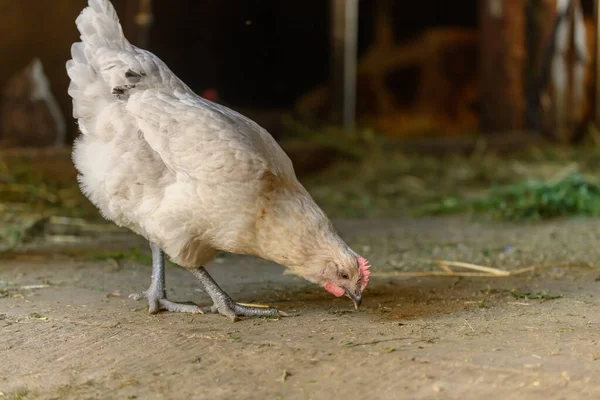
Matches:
[[347, 289, 362, 310]]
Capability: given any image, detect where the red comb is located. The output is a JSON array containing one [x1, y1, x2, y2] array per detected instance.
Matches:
[[358, 257, 371, 291]]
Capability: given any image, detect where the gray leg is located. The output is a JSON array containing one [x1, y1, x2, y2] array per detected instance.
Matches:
[[190, 267, 287, 321], [129, 242, 202, 314]]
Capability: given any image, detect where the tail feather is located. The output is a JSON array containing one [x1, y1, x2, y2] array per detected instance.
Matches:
[[66, 0, 131, 133], [70, 42, 87, 65], [87, 0, 119, 20], [75, 0, 129, 52]]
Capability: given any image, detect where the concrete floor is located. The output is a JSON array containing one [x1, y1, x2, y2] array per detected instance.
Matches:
[[1, 217, 600, 399]]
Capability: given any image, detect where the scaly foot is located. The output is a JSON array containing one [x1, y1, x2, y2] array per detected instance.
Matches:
[[190, 267, 287, 322], [130, 242, 202, 314], [208, 297, 287, 321], [129, 289, 202, 314]]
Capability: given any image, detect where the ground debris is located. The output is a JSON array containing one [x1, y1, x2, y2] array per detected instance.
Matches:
[[510, 290, 563, 301], [28, 312, 48, 321], [278, 369, 291, 382]]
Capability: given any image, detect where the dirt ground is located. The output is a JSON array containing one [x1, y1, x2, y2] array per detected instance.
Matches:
[[1, 217, 600, 400]]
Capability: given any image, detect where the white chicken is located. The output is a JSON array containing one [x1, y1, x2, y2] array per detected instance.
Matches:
[[66, 0, 371, 320]]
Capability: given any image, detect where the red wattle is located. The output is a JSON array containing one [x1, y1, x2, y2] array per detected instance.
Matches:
[[324, 282, 345, 297]]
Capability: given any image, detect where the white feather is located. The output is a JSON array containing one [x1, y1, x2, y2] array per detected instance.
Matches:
[[66, 0, 304, 269]]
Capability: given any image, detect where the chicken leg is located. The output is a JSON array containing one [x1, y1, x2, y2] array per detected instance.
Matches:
[[129, 242, 203, 314], [190, 267, 287, 321]]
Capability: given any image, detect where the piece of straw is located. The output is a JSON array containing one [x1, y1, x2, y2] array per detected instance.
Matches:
[[371, 260, 594, 278]]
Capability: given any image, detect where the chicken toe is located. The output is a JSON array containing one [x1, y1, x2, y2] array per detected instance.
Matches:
[[130, 290, 203, 314], [129, 242, 202, 314], [191, 267, 286, 321]]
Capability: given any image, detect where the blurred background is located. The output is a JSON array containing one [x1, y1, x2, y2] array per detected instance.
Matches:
[[6, 3, 600, 396], [3, 0, 600, 252]]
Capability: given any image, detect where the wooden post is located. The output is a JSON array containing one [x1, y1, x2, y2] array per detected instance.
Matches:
[[480, 0, 527, 132], [525, 0, 557, 131], [595, 0, 600, 126], [566, 0, 587, 141], [331, 0, 358, 132], [549, 0, 588, 142]]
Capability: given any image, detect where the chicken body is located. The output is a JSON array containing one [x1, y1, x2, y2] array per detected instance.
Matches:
[[67, 0, 370, 320]]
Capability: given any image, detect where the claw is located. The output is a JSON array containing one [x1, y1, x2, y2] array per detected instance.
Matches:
[[129, 291, 147, 301]]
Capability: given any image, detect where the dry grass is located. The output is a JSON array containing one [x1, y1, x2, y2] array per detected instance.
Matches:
[[371, 259, 595, 278]]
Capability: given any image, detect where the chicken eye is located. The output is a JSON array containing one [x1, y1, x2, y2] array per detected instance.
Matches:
[[340, 273, 350, 280]]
